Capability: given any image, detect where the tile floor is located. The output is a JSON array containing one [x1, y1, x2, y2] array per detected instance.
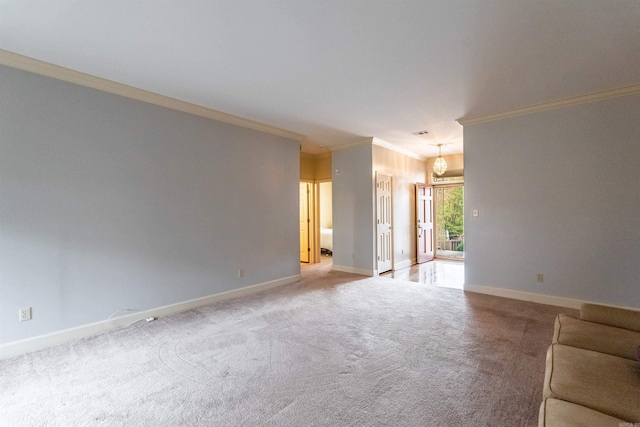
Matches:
[[307, 256, 465, 290], [381, 258, 465, 289]]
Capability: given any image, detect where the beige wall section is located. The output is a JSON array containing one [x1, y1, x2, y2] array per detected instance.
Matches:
[[314, 153, 332, 180], [426, 153, 464, 184], [300, 152, 332, 181], [300, 152, 316, 181], [372, 145, 428, 270]]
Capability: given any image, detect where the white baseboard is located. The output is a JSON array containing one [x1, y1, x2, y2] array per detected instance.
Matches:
[[332, 264, 375, 277], [463, 283, 587, 309], [394, 259, 414, 271], [464, 283, 640, 312], [0, 274, 300, 360]]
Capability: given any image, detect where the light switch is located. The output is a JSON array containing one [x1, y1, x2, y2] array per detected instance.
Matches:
[[473, 209, 479, 217]]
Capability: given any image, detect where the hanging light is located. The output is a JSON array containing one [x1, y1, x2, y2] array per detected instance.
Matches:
[[433, 144, 447, 176]]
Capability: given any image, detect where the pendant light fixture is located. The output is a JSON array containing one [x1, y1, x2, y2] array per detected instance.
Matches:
[[433, 144, 447, 176]]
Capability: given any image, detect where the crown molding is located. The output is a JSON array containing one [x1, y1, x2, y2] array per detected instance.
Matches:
[[457, 83, 640, 127], [329, 137, 374, 152], [0, 49, 305, 141], [372, 137, 426, 161], [425, 152, 464, 162], [329, 137, 426, 161]]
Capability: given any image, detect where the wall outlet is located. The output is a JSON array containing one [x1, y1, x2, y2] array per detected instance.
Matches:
[[536, 273, 544, 283], [19, 307, 32, 322], [238, 269, 245, 278]]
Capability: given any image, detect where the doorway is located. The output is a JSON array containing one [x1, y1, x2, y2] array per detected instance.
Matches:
[[300, 181, 332, 264], [299, 182, 311, 263], [319, 182, 333, 257], [435, 185, 464, 260]]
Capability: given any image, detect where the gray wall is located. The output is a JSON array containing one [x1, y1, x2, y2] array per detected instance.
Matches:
[[464, 94, 640, 307], [0, 65, 300, 344], [332, 144, 375, 274]]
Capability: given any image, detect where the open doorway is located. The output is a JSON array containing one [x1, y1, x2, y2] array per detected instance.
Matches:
[[319, 182, 333, 257], [300, 181, 332, 264], [435, 185, 464, 260]]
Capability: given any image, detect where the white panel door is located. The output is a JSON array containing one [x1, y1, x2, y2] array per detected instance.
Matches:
[[376, 173, 393, 274], [416, 183, 434, 263]]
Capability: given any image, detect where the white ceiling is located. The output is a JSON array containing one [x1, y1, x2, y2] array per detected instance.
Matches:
[[1, 1, 639, 158]]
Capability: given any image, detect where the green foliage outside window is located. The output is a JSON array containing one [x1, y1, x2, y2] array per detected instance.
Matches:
[[443, 186, 464, 238]]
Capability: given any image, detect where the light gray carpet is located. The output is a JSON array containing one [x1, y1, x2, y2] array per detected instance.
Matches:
[[0, 262, 572, 426]]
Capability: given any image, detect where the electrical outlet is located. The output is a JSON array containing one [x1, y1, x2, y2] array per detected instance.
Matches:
[[536, 273, 544, 283], [238, 269, 244, 278], [19, 307, 32, 322]]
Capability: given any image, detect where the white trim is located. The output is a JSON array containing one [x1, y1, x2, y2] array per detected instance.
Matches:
[[372, 137, 427, 161], [464, 283, 588, 309], [0, 274, 300, 360], [329, 137, 374, 152], [457, 83, 640, 126], [0, 49, 304, 142], [320, 136, 427, 161], [394, 259, 413, 270], [464, 283, 640, 312], [332, 264, 375, 276], [329, 137, 426, 161]]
